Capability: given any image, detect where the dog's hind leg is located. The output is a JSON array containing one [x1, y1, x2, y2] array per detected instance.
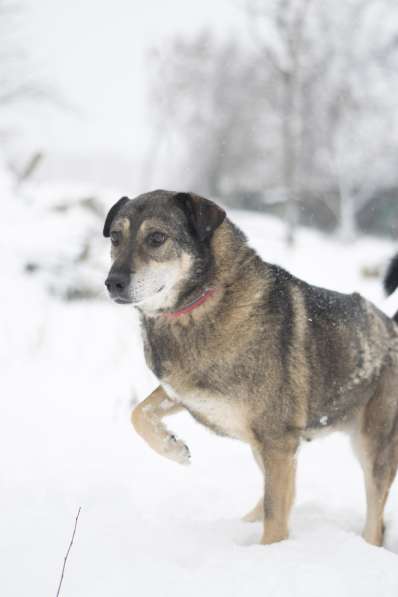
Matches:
[[242, 447, 264, 522], [131, 386, 191, 465], [352, 367, 398, 546]]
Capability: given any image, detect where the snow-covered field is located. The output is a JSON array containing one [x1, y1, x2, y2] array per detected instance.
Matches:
[[2, 200, 398, 597]]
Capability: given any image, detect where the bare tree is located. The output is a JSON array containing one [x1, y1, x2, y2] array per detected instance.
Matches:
[[322, 0, 398, 240], [146, 1, 398, 240], [245, 0, 398, 242], [246, 0, 317, 245], [145, 31, 273, 198]]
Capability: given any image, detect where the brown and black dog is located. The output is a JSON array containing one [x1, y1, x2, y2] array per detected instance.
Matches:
[[385, 254, 398, 324], [104, 190, 398, 547]]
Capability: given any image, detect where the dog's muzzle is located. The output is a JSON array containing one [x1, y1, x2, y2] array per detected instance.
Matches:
[[104, 271, 132, 303]]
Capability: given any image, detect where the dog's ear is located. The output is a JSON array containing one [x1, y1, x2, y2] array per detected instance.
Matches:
[[103, 197, 130, 237], [175, 192, 226, 242]]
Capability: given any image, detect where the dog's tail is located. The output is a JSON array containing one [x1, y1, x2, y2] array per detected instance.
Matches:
[[384, 253, 398, 323]]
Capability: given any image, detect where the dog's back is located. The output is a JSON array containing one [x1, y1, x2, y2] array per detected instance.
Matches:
[[285, 275, 398, 431]]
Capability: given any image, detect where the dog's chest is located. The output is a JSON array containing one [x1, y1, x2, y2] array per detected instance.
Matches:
[[161, 382, 250, 441]]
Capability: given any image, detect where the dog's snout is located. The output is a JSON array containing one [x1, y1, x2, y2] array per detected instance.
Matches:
[[105, 271, 130, 295]]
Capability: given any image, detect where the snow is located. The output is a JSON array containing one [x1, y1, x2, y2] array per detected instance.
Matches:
[[1, 190, 398, 596]]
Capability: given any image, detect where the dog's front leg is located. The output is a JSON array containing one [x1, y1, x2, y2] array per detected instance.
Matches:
[[131, 386, 190, 465], [260, 443, 298, 545]]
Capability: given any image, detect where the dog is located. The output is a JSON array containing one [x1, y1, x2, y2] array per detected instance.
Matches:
[[385, 254, 398, 324], [103, 190, 398, 547]]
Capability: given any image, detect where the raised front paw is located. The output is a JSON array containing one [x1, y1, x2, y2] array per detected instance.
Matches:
[[165, 434, 191, 465]]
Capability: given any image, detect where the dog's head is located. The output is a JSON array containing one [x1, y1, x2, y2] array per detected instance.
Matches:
[[103, 190, 226, 313]]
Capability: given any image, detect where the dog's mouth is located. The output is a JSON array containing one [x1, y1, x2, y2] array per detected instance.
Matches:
[[113, 285, 166, 306], [113, 297, 132, 305]]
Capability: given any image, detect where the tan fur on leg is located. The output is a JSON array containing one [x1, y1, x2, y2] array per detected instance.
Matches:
[[362, 478, 388, 546], [131, 386, 191, 465], [260, 446, 297, 545], [352, 376, 398, 547], [353, 426, 395, 547]]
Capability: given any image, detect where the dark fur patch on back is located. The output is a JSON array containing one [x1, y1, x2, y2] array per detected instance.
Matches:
[[267, 265, 294, 373]]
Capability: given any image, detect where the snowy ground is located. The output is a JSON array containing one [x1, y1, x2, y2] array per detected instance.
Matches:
[[2, 206, 398, 597]]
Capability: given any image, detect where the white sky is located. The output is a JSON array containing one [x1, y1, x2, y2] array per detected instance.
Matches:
[[9, 0, 243, 186]]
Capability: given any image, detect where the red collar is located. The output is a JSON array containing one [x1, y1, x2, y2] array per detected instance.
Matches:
[[164, 287, 217, 319]]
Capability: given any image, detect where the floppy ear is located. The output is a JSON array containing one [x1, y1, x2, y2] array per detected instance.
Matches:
[[175, 192, 226, 242], [103, 196, 130, 237]]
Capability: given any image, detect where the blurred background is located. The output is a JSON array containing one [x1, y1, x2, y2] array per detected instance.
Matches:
[[2, 0, 398, 300], [2, 1, 398, 595]]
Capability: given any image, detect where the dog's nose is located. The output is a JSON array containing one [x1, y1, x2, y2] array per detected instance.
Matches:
[[105, 272, 129, 295]]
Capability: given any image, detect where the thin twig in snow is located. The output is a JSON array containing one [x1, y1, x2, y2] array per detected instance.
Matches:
[[55, 506, 82, 597]]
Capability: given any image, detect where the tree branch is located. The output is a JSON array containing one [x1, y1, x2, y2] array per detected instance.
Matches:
[[55, 507, 82, 597]]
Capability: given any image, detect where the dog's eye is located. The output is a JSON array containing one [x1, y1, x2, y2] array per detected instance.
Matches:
[[110, 231, 121, 247], [146, 231, 167, 248]]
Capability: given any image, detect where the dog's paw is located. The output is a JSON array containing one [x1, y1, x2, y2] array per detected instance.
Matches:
[[164, 434, 191, 465]]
